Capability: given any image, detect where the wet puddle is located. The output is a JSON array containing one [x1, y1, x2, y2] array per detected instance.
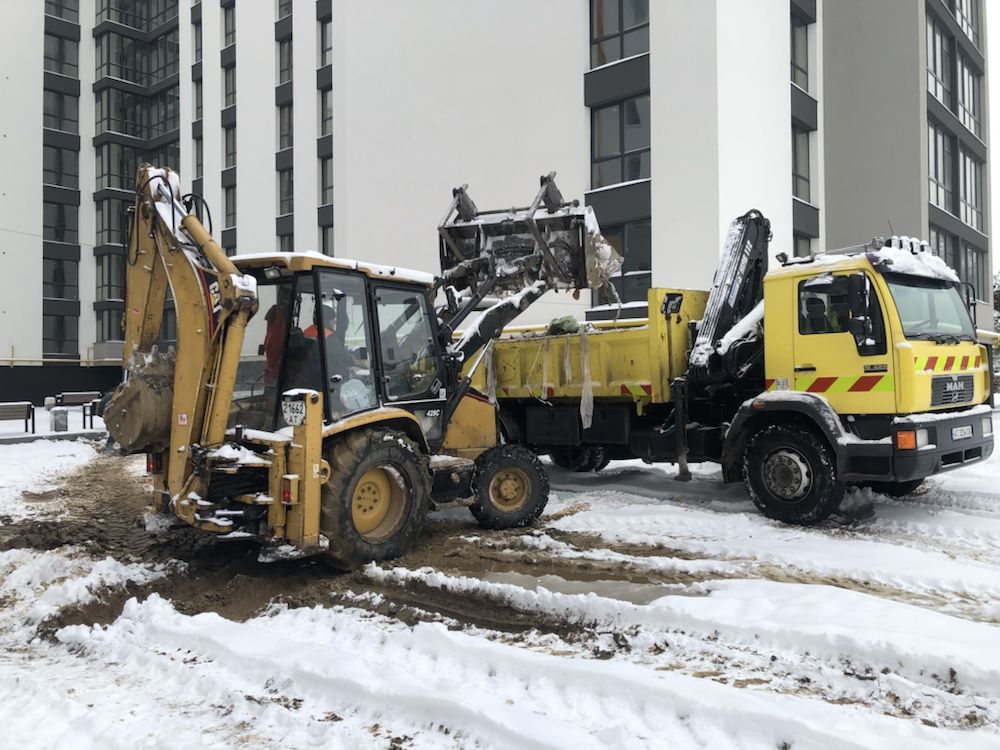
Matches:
[[482, 570, 701, 605]]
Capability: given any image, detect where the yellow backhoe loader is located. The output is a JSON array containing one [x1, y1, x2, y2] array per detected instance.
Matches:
[[103, 165, 620, 568]]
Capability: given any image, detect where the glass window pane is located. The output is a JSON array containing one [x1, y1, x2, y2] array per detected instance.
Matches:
[[623, 151, 650, 181], [592, 160, 621, 190], [622, 27, 649, 58], [591, 39, 619, 68], [591, 0, 619, 39], [592, 104, 620, 158], [622, 0, 649, 28], [376, 286, 441, 402], [623, 94, 650, 151], [622, 220, 651, 273]]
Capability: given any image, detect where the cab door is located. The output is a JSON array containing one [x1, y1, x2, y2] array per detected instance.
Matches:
[[373, 284, 448, 446], [792, 272, 896, 415]]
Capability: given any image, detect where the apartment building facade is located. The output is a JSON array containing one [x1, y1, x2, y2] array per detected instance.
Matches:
[[0, 0, 990, 401]]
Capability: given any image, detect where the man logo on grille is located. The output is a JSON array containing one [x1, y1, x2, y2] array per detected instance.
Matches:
[[945, 380, 966, 393]]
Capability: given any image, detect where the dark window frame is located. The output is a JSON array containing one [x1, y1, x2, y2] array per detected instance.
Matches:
[[590, 0, 649, 69], [278, 103, 293, 150], [792, 125, 811, 203], [43, 145, 79, 188], [42, 258, 79, 300], [224, 185, 237, 228], [43, 314, 79, 355], [278, 168, 294, 215], [224, 125, 236, 169], [790, 14, 809, 90], [223, 5, 235, 47], [43, 89, 79, 133], [590, 93, 650, 189], [278, 38, 293, 84], [319, 18, 332, 67], [44, 33, 79, 77], [320, 156, 333, 205]]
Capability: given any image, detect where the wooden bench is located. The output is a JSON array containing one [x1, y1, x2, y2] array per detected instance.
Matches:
[[55, 391, 102, 429], [0, 402, 34, 434]]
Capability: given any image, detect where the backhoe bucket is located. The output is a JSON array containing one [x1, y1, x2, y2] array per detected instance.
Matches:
[[438, 172, 622, 297]]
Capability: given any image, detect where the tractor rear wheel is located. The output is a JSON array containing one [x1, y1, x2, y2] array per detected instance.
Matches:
[[471, 445, 549, 529], [321, 428, 430, 570]]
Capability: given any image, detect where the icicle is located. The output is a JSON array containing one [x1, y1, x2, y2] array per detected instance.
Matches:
[[580, 328, 593, 430]]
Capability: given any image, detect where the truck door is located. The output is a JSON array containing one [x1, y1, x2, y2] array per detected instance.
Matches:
[[793, 272, 896, 415], [373, 285, 448, 445]]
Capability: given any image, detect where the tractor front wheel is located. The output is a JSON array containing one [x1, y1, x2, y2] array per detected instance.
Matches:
[[471, 445, 549, 529], [321, 428, 431, 571]]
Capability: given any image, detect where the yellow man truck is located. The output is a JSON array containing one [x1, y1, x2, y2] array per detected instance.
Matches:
[[104, 166, 622, 567], [475, 211, 995, 524]]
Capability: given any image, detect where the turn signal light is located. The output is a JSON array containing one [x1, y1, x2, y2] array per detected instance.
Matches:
[[895, 430, 917, 450], [146, 452, 154, 475], [281, 477, 293, 504]]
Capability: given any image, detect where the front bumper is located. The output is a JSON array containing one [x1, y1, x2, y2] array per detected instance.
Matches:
[[840, 410, 994, 482]]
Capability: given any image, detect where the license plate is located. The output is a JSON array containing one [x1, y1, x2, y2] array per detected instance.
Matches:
[[281, 399, 306, 426], [952, 425, 973, 441]]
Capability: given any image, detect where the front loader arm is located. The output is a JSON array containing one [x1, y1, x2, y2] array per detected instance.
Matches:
[[105, 165, 258, 508]]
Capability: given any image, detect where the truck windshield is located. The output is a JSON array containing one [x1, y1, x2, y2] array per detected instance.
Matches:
[[884, 273, 976, 342]]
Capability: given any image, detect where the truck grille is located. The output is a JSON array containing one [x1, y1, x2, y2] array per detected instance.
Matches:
[[931, 374, 974, 406]]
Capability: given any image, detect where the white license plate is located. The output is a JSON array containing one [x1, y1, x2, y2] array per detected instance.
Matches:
[[281, 399, 306, 426], [952, 425, 973, 441]]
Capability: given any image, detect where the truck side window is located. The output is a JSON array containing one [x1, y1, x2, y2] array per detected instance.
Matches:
[[797, 274, 886, 355]]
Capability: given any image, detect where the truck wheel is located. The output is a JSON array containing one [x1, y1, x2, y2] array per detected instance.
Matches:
[[744, 424, 844, 525], [860, 479, 924, 498], [320, 428, 431, 571], [471, 445, 550, 529]]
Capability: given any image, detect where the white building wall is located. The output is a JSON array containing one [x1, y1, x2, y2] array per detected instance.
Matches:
[[716, 0, 794, 260], [291, 4, 321, 252], [0, 11, 45, 363], [332, 0, 590, 324]]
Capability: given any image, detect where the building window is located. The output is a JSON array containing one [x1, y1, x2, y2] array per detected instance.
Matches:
[[963, 241, 987, 300], [278, 0, 292, 19], [959, 149, 983, 231], [223, 5, 235, 47], [793, 235, 812, 258], [955, 0, 980, 48], [320, 89, 333, 135], [928, 224, 958, 270], [96, 253, 125, 301], [96, 143, 160, 191], [223, 65, 236, 107], [957, 55, 981, 136], [926, 14, 953, 108], [96, 309, 123, 343], [193, 21, 202, 62], [278, 38, 293, 84], [194, 136, 203, 178], [278, 169, 294, 214], [43, 89, 78, 133], [224, 186, 236, 228], [320, 157, 333, 205], [44, 0, 79, 22], [43, 145, 79, 188], [43, 202, 78, 243], [792, 126, 810, 202], [592, 220, 651, 305], [224, 126, 236, 168], [43, 259, 78, 300], [44, 34, 79, 77], [161, 305, 177, 342], [790, 15, 808, 90], [320, 19, 332, 67], [591, 93, 650, 189], [590, 0, 649, 68], [194, 79, 203, 120], [278, 104, 293, 149], [928, 121, 954, 212], [321, 225, 334, 255], [278, 234, 294, 253], [44, 314, 79, 355], [96, 199, 127, 245]]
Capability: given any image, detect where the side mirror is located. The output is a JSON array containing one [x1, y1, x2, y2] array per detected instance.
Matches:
[[848, 318, 866, 338], [847, 274, 868, 318]]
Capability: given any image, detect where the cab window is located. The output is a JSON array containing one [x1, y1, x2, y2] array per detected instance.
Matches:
[[797, 273, 887, 355], [374, 286, 441, 402]]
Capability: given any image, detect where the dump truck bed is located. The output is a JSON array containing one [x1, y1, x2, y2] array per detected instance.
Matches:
[[471, 288, 708, 409]]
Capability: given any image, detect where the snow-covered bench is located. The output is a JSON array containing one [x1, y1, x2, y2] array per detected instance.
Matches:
[[55, 391, 102, 429], [0, 401, 35, 433]]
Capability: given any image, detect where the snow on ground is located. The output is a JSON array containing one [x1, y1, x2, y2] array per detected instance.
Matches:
[[1, 415, 1000, 747], [0, 439, 97, 521], [0, 405, 105, 440]]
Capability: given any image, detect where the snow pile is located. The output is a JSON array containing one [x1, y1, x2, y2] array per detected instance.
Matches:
[[0, 547, 169, 634], [718, 299, 765, 355], [207, 442, 272, 466], [868, 237, 959, 282]]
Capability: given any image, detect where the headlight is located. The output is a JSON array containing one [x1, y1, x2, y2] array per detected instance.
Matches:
[[983, 417, 994, 437], [916, 428, 929, 448]]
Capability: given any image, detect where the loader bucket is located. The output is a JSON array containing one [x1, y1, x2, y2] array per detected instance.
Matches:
[[438, 172, 622, 297]]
